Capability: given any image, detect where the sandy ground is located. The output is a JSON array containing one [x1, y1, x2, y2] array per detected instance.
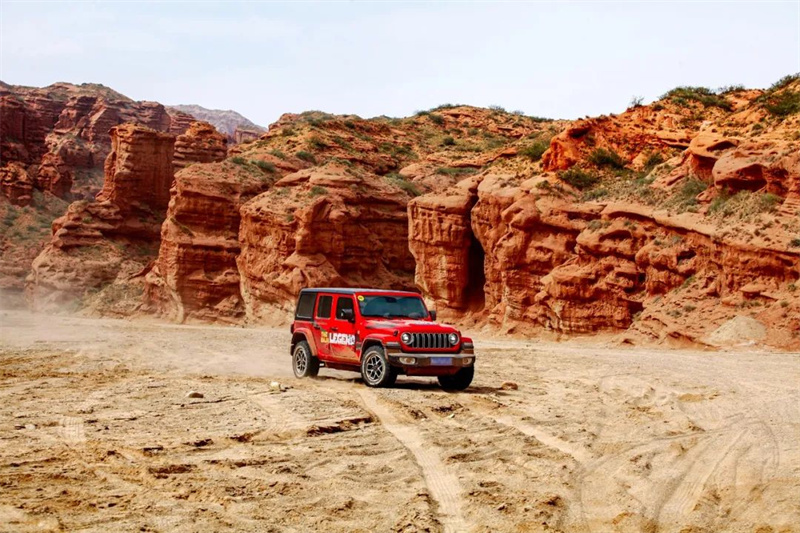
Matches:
[[1, 311, 798, 533]]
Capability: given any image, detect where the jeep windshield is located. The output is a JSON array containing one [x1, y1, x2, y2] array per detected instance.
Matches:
[[358, 295, 428, 319]]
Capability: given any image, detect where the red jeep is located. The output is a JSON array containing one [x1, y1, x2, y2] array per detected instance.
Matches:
[[289, 288, 475, 389]]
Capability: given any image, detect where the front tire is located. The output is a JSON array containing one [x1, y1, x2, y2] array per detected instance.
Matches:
[[293, 340, 319, 378], [360, 346, 397, 388], [438, 366, 474, 391]]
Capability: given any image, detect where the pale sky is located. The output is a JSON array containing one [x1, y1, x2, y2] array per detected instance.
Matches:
[[1, 1, 799, 127]]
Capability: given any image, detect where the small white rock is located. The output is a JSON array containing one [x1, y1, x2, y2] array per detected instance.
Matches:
[[269, 381, 282, 391]]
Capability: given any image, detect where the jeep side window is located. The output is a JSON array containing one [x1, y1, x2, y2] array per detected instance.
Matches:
[[316, 295, 332, 319], [295, 292, 316, 319], [335, 297, 354, 320]]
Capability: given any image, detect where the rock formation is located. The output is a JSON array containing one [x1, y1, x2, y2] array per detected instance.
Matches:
[[0, 163, 33, 207], [237, 162, 415, 322], [26, 125, 176, 312], [167, 104, 266, 142], [11, 75, 800, 348], [407, 79, 800, 347], [0, 82, 194, 206], [172, 121, 228, 172], [144, 159, 272, 322]]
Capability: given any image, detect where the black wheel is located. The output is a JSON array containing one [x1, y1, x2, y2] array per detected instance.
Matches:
[[438, 366, 474, 391], [360, 345, 397, 388], [292, 340, 319, 378]]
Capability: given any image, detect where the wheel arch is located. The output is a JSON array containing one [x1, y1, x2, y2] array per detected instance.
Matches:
[[359, 337, 385, 359], [291, 331, 316, 356]]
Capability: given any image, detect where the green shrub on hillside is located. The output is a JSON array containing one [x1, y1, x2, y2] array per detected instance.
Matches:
[[643, 153, 665, 172], [559, 168, 600, 190], [296, 151, 316, 163], [769, 73, 800, 91], [588, 148, 626, 169], [519, 141, 549, 162], [762, 91, 800, 117], [671, 178, 707, 210], [252, 160, 276, 173], [308, 136, 328, 150], [386, 173, 422, 197], [308, 186, 328, 198], [435, 167, 477, 177], [662, 86, 732, 111]]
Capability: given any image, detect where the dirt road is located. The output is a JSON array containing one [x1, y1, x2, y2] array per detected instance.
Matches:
[[1, 311, 798, 532]]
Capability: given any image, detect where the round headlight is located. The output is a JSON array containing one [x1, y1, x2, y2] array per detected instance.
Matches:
[[448, 333, 459, 346], [401, 332, 413, 344]]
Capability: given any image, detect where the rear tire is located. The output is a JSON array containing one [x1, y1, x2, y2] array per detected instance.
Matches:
[[438, 366, 474, 391], [361, 346, 397, 388], [292, 340, 319, 378]]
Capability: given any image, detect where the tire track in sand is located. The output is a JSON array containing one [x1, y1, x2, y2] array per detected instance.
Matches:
[[358, 389, 466, 533]]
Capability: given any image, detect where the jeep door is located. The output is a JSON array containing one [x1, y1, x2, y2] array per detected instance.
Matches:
[[313, 294, 334, 361], [330, 295, 358, 362]]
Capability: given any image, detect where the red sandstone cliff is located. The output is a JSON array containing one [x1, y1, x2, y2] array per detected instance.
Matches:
[[25, 125, 176, 312], [11, 76, 800, 347], [24, 121, 228, 313], [0, 82, 194, 204]]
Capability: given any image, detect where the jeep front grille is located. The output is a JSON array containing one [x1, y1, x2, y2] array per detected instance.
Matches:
[[410, 333, 452, 350]]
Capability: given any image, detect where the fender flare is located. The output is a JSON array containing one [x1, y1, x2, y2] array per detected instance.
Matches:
[[290, 330, 317, 356]]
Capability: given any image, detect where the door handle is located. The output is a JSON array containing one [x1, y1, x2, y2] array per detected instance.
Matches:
[[330, 327, 339, 332], [313, 323, 321, 330]]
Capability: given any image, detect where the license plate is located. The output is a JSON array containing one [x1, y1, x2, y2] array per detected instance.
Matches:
[[431, 357, 452, 366]]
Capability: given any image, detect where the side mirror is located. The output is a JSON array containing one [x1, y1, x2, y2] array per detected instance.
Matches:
[[340, 308, 355, 322], [429, 310, 437, 321]]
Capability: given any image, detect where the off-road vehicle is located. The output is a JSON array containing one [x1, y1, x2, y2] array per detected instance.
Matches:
[[289, 288, 475, 389]]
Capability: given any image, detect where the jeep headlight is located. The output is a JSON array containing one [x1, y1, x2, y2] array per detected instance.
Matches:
[[448, 333, 459, 346], [401, 332, 413, 345]]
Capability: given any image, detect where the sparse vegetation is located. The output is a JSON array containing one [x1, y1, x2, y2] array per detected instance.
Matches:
[[435, 167, 477, 177], [769, 73, 800, 91], [710, 190, 782, 219], [582, 188, 609, 201], [519, 141, 549, 162], [630, 96, 644, 108], [296, 151, 316, 163], [441, 136, 456, 147], [386, 173, 422, 197], [488, 105, 506, 112], [230, 156, 247, 165], [588, 148, 625, 169], [560, 168, 600, 190], [643, 153, 665, 172], [789, 238, 800, 248], [429, 114, 445, 126], [308, 136, 328, 150], [670, 178, 707, 210], [308, 186, 328, 198], [252, 160, 276, 173], [761, 90, 800, 117], [662, 86, 732, 111], [717, 84, 746, 94], [269, 149, 286, 159]]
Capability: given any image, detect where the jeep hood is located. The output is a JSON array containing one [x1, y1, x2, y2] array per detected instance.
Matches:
[[363, 318, 458, 332]]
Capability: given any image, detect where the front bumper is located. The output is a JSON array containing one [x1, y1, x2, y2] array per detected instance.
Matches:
[[385, 341, 475, 368]]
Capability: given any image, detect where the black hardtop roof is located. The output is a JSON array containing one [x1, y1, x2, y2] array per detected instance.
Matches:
[[299, 288, 421, 296]]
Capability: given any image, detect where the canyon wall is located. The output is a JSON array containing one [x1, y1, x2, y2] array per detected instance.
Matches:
[[26, 125, 176, 312]]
